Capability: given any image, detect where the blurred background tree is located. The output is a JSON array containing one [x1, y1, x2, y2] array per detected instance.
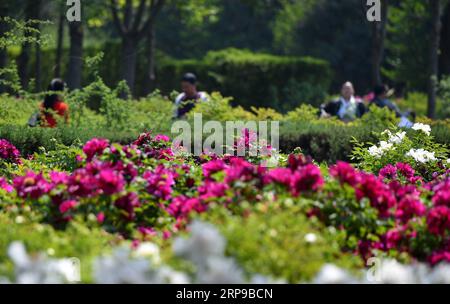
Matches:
[[1, 0, 449, 116]]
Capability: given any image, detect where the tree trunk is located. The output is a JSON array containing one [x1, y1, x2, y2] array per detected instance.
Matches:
[[18, 0, 41, 91], [35, 32, 42, 92], [427, 0, 442, 119], [121, 35, 138, 95], [67, 21, 84, 89], [439, 2, 450, 76], [55, 10, 65, 78], [371, 0, 389, 87], [0, 11, 7, 93], [146, 23, 156, 95], [18, 40, 32, 91]]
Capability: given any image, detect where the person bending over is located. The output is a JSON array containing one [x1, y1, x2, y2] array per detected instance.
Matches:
[[40, 79, 69, 128]]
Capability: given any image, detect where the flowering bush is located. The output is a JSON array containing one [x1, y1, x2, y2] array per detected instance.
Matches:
[[352, 123, 449, 180], [0, 139, 21, 166], [1, 130, 449, 279]]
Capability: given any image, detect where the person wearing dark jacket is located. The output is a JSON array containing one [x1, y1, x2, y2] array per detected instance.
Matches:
[[321, 82, 366, 122], [370, 84, 415, 128]]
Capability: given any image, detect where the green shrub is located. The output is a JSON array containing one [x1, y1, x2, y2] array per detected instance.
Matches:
[[199, 204, 361, 283], [156, 48, 332, 112], [0, 213, 115, 282]]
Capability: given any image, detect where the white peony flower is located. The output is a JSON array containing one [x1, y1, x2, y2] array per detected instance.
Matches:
[[376, 259, 417, 284], [304, 233, 317, 244], [173, 221, 226, 266], [406, 149, 437, 164], [196, 257, 245, 284], [368, 141, 394, 158], [412, 123, 431, 136], [133, 242, 161, 265], [312, 264, 357, 284], [388, 131, 406, 144]]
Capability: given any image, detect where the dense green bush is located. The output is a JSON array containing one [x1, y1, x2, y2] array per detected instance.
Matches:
[[199, 204, 361, 283], [0, 213, 115, 282], [156, 48, 332, 112]]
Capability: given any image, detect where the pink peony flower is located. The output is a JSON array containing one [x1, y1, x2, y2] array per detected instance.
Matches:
[[396, 163, 415, 179], [355, 173, 396, 218], [379, 164, 397, 180], [395, 195, 426, 223], [138, 226, 156, 237], [96, 212, 105, 224], [83, 138, 109, 161], [97, 169, 125, 195], [0, 139, 21, 164], [428, 251, 450, 266], [59, 200, 78, 214], [329, 161, 360, 186], [385, 229, 402, 249], [115, 192, 140, 221], [202, 159, 228, 179], [265, 168, 292, 186], [154, 134, 170, 142], [287, 154, 312, 171], [290, 164, 324, 196], [198, 181, 229, 200], [13, 171, 52, 199], [143, 165, 175, 200], [427, 206, 450, 236], [0, 177, 13, 193], [167, 196, 205, 220], [432, 180, 450, 207], [68, 168, 98, 197], [225, 157, 257, 183], [49, 171, 69, 185]]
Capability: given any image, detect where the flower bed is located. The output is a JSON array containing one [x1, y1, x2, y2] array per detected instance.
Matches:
[[0, 123, 449, 282]]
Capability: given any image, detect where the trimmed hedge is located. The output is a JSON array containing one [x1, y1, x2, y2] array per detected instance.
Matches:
[[155, 48, 332, 111]]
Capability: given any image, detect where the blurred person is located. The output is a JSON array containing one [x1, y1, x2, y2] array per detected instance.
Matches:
[[37, 79, 69, 128], [370, 84, 415, 128], [321, 81, 367, 122], [174, 73, 208, 118]]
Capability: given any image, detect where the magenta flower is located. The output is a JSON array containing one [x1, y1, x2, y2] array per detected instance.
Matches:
[[68, 168, 98, 197], [225, 157, 257, 183], [96, 212, 105, 224], [115, 192, 140, 220], [202, 159, 228, 179], [396, 163, 415, 179], [287, 154, 312, 171], [356, 174, 396, 218], [83, 138, 109, 161], [395, 195, 426, 223], [290, 164, 324, 196], [143, 165, 175, 200], [198, 181, 229, 200], [0, 139, 21, 164], [154, 134, 170, 142], [432, 180, 450, 207], [13, 171, 52, 199], [0, 178, 13, 193], [427, 206, 450, 236], [265, 168, 292, 186], [49, 171, 69, 185], [379, 164, 397, 180], [428, 251, 450, 266], [59, 200, 78, 214], [167, 196, 205, 220], [97, 169, 125, 195], [385, 229, 402, 249], [329, 161, 360, 186]]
